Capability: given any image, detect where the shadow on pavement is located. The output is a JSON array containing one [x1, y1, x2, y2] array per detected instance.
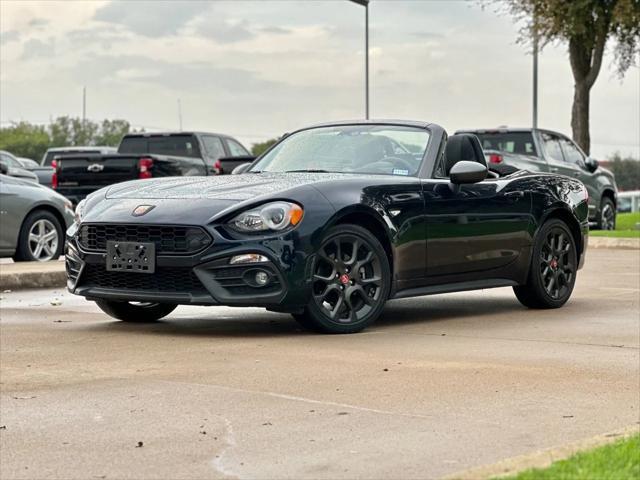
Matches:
[[82, 294, 527, 338]]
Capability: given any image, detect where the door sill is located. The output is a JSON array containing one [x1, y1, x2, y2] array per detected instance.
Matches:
[[392, 278, 518, 299]]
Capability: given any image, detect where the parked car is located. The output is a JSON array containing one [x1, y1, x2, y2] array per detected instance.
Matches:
[[42, 146, 118, 166], [616, 191, 640, 213], [66, 120, 588, 333], [13, 156, 56, 187], [53, 132, 253, 204], [456, 128, 618, 230], [0, 150, 39, 183], [38, 146, 119, 188], [0, 164, 75, 262]]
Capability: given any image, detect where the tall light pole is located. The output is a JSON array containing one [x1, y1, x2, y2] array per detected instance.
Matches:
[[532, 12, 538, 128], [82, 86, 86, 126], [349, 0, 369, 119]]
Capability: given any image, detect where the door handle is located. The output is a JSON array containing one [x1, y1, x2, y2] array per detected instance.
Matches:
[[549, 167, 559, 173]]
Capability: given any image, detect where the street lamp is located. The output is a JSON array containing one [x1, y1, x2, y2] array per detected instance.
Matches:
[[348, 0, 369, 119]]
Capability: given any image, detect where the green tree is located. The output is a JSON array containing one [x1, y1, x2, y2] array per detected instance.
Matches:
[[251, 138, 278, 157], [606, 153, 640, 191], [502, 0, 640, 155], [48, 116, 74, 147], [0, 122, 50, 161], [94, 119, 132, 146], [0, 117, 136, 161]]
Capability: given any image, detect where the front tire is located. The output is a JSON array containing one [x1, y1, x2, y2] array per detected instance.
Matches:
[[13, 210, 64, 262], [596, 197, 616, 231], [95, 300, 177, 322], [513, 219, 577, 309], [294, 224, 390, 334]]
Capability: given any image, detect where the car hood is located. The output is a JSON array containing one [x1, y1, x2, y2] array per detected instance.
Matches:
[[84, 172, 371, 225], [105, 172, 358, 200]]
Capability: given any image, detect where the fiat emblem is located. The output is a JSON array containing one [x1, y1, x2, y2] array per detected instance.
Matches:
[[339, 274, 350, 285]]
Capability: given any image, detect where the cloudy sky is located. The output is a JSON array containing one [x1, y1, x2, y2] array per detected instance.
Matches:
[[1, 0, 638, 158]]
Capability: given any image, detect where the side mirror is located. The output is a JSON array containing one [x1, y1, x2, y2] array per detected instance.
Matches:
[[450, 161, 487, 185], [585, 157, 599, 173], [0, 162, 8, 175], [232, 162, 252, 174]]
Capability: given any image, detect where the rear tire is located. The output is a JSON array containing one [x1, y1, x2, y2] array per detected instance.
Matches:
[[95, 299, 177, 322], [294, 224, 391, 334], [595, 197, 616, 230], [513, 219, 577, 309]]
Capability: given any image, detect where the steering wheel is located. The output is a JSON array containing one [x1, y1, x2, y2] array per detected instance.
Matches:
[[353, 157, 414, 174], [383, 156, 415, 173]]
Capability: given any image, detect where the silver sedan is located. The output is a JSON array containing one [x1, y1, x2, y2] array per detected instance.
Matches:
[[0, 171, 75, 262]]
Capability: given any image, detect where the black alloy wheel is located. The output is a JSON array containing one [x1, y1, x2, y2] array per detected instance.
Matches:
[[513, 218, 577, 309], [295, 224, 390, 333], [539, 227, 574, 300]]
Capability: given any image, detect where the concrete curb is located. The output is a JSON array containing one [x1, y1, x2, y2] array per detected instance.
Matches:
[[443, 425, 639, 480], [0, 261, 66, 291], [589, 236, 640, 249]]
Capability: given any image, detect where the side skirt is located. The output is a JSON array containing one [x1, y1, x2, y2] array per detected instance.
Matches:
[[391, 278, 519, 299]]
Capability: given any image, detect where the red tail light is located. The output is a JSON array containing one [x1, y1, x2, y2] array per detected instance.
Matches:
[[138, 157, 153, 179], [213, 159, 222, 175], [489, 154, 503, 164], [51, 159, 58, 189]]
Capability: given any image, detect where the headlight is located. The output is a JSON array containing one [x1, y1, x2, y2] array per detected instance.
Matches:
[[74, 199, 87, 223], [230, 201, 303, 233]]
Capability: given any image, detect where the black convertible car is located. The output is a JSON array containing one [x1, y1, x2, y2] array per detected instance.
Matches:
[[66, 121, 588, 333]]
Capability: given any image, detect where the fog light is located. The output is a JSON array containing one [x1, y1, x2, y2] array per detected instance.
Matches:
[[230, 253, 269, 265], [255, 271, 270, 286]]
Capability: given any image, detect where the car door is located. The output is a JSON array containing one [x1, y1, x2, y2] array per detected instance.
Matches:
[[539, 131, 581, 178], [0, 176, 27, 253], [422, 179, 531, 279], [558, 137, 598, 218]]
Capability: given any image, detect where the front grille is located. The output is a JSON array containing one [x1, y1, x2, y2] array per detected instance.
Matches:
[[80, 263, 207, 294], [79, 224, 211, 255]]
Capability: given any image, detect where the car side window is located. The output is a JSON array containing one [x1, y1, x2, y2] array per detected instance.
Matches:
[[226, 138, 250, 157], [541, 132, 565, 163], [202, 136, 225, 161], [559, 138, 586, 167]]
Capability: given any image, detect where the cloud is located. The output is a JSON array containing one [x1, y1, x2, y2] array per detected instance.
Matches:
[[70, 54, 282, 95], [21, 38, 55, 60], [260, 26, 292, 35], [411, 31, 444, 39], [28, 18, 49, 28], [67, 26, 126, 50], [0, 30, 21, 45], [93, 1, 203, 37], [195, 19, 254, 44]]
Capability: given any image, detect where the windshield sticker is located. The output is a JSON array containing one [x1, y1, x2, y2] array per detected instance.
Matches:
[[393, 168, 409, 176]]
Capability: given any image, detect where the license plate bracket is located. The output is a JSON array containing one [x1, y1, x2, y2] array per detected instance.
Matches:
[[106, 241, 156, 274]]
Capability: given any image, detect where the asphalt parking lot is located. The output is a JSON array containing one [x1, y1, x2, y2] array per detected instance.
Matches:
[[1, 248, 638, 480]]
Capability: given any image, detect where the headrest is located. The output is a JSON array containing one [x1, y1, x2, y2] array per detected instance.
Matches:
[[444, 134, 486, 175]]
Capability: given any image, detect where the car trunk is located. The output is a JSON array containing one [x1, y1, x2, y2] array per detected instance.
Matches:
[[56, 154, 140, 189]]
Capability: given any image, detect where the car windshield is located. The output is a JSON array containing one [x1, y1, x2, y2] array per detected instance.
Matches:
[[250, 125, 430, 176]]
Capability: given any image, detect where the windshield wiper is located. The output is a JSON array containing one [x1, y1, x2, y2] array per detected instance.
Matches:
[[284, 169, 331, 173]]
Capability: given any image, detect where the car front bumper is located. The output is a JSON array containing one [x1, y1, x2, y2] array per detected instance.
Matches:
[[65, 223, 313, 311]]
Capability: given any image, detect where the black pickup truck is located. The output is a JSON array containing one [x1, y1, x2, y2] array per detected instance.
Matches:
[[53, 132, 253, 204]]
